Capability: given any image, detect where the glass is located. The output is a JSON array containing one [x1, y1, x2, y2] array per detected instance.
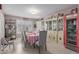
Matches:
[[58, 19, 63, 31], [67, 18, 76, 45], [46, 21, 52, 30], [53, 20, 57, 31]]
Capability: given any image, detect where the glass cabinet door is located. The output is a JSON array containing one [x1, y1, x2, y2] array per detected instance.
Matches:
[[53, 20, 57, 31], [46, 21, 52, 30], [58, 19, 64, 31], [67, 18, 76, 45], [49, 21, 52, 30]]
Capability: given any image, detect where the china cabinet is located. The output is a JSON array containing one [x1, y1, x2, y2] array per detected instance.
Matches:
[[64, 14, 79, 52]]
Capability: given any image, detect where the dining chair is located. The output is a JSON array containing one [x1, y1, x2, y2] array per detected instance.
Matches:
[[0, 37, 14, 51], [35, 31, 47, 53], [22, 31, 28, 48]]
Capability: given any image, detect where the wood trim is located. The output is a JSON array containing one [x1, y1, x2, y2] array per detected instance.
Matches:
[[76, 15, 79, 48], [64, 16, 67, 48]]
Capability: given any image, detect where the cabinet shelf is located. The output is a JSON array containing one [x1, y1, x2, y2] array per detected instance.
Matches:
[[67, 43, 76, 47]]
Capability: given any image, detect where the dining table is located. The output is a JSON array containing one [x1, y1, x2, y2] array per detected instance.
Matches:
[[26, 32, 39, 45]]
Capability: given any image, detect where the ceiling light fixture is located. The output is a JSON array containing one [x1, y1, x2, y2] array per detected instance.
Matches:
[[29, 8, 39, 15]]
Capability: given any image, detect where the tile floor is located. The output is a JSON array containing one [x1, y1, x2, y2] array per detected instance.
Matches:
[[47, 39, 78, 54], [0, 37, 78, 54]]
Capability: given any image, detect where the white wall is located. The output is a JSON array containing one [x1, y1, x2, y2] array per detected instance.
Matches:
[[16, 19, 34, 34], [16, 19, 37, 38], [5, 15, 35, 38], [0, 10, 5, 39], [36, 21, 41, 31]]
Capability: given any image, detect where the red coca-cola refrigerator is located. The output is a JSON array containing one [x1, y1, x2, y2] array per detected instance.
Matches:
[[64, 14, 79, 53]]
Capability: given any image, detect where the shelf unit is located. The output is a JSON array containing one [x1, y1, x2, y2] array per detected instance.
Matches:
[[5, 19, 16, 40], [64, 14, 79, 52]]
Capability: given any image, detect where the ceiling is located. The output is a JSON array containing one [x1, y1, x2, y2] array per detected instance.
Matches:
[[2, 4, 77, 19]]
